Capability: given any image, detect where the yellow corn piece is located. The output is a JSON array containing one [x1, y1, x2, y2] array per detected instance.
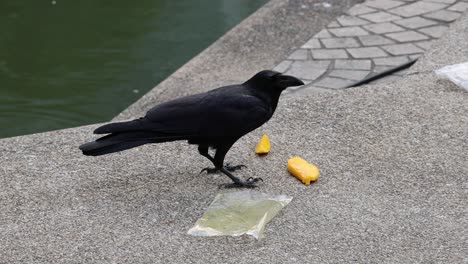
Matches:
[[255, 134, 271, 154], [287, 157, 319, 186]]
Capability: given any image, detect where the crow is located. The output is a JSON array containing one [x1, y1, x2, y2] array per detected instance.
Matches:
[[79, 70, 304, 187]]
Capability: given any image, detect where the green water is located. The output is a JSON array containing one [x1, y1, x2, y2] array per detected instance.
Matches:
[[0, 0, 266, 139]]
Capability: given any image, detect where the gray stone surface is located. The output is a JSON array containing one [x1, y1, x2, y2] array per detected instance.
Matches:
[[313, 76, 355, 88], [337, 15, 370, 26], [311, 49, 349, 59], [410, 10, 468, 72], [425, 0, 457, 4], [321, 37, 361, 48], [382, 43, 424, 55], [359, 34, 396, 45], [392, 68, 409, 76], [385, 30, 430, 42], [284, 60, 330, 80], [328, 69, 370, 80], [328, 26, 370, 36], [271, 0, 464, 91], [1, 4, 468, 264], [388, 1, 447, 17], [393, 16, 439, 29], [301, 38, 321, 49], [363, 22, 405, 33], [313, 29, 333, 38], [409, 54, 421, 60], [347, 4, 378, 15], [423, 9, 461, 21], [373, 65, 394, 72], [327, 21, 341, 28], [414, 40, 434, 50], [448, 1, 468, 11], [369, 73, 404, 83], [347, 47, 388, 58], [359, 11, 402, 22], [272, 60, 293, 72], [418, 25, 449, 37], [334, 59, 372, 70], [287, 49, 309, 60], [426, 0, 457, 4], [372, 55, 410, 65], [364, 0, 406, 9]]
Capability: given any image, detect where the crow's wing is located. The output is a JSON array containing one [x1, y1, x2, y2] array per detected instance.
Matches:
[[93, 92, 208, 135], [196, 93, 272, 139], [146, 87, 272, 139], [94, 86, 272, 140]]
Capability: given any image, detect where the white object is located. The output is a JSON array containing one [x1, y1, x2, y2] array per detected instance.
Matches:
[[435, 62, 468, 91]]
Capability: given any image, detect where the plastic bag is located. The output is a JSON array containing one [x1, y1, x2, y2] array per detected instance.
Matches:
[[188, 190, 292, 240], [435, 62, 468, 91]]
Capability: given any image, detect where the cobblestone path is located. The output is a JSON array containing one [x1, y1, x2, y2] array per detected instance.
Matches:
[[274, 0, 468, 93]]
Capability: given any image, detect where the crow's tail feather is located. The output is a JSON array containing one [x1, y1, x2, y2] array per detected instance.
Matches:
[[79, 131, 184, 156], [79, 139, 152, 156]]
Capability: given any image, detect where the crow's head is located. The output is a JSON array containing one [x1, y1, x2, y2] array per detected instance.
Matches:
[[246, 70, 304, 92]]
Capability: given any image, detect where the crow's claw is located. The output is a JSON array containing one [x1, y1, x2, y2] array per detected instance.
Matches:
[[247, 177, 263, 182], [220, 177, 263, 188], [225, 163, 247, 172]]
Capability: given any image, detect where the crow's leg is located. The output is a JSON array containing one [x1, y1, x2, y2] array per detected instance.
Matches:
[[198, 145, 215, 163], [201, 163, 246, 173], [212, 145, 261, 188], [198, 145, 218, 173], [198, 145, 246, 173], [218, 168, 262, 188]]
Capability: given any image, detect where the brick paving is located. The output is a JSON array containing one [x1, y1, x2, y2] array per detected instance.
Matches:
[[275, 0, 468, 91]]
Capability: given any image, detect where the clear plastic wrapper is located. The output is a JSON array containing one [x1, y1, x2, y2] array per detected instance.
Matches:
[[188, 190, 292, 240], [435, 62, 468, 91]]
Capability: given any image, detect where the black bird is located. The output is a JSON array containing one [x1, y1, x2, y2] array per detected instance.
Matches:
[[79, 70, 304, 187]]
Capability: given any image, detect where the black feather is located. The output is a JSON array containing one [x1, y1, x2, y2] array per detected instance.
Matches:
[[79, 138, 152, 156], [79, 131, 185, 156]]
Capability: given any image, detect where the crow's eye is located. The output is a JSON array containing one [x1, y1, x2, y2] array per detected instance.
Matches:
[[271, 73, 282, 80], [274, 75, 290, 83]]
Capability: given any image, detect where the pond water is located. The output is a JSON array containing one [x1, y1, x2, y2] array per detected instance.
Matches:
[[0, 0, 267, 138]]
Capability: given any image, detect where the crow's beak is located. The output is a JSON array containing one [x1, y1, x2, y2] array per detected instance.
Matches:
[[278, 74, 305, 87]]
